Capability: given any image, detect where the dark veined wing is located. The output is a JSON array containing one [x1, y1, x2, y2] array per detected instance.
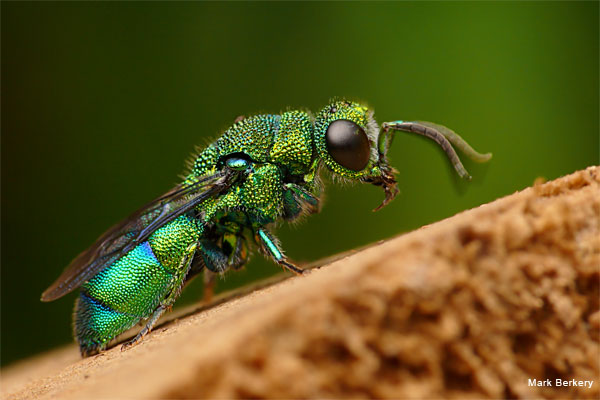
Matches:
[[41, 170, 237, 302]]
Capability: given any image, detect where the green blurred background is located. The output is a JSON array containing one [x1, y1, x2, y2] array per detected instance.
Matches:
[[2, 2, 598, 366]]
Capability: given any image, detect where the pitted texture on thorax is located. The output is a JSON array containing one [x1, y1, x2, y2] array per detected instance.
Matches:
[[202, 163, 284, 226], [216, 114, 280, 163], [188, 112, 315, 225], [240, 163, 283, 224], [269, 110, 314, 175]]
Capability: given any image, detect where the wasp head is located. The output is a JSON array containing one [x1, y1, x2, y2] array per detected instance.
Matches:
[[314, 99, 492, 211], [314, 99, 399, 211]]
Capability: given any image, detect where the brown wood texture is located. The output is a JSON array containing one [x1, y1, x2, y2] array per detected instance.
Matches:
[[2, 166, 599, 399]]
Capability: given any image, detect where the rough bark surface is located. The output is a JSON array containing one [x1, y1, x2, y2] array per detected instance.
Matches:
[[2, 166, 599, 400]]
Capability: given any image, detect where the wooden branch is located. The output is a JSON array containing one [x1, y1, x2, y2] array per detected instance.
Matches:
[[2, 166, 599, 400]]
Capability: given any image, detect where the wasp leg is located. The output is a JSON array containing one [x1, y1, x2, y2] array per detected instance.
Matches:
[[256, 228, 304, 275], [186, 235, 238, 277], [223, 233, 249, 270], [186, 249, 205, 280], [198, 239, 228, 273], [200, 234, 249, 303], [202, 269, 217, 303], [121, 242, 197, 351], [282, 183, 320, 221]]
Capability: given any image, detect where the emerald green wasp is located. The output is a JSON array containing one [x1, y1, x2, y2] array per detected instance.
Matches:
[[41, 99, 491, 356]]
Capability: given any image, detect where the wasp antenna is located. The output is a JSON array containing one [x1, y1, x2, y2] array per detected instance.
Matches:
[[415, 121, 492, 163], [381, 121, 476, 180]]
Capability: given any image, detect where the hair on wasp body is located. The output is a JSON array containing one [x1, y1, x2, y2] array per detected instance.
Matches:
[[41, 99, 491, 356]]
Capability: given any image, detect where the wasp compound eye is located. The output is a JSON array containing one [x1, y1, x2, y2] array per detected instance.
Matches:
[[325, 120, 370, 171]]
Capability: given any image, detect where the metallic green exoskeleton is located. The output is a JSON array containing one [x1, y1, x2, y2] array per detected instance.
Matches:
[[41, 99, 491, 356]]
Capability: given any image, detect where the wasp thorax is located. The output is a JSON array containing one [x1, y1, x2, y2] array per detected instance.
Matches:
[[326, 120, 370, 171]]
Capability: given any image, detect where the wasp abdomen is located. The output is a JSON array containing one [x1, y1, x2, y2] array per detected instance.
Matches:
[[74, 216, 201, 355]]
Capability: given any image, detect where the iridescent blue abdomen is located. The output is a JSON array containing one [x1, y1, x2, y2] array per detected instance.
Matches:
[[74, 215, 201, 352]]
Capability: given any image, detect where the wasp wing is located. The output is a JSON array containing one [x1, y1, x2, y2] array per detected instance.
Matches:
[[41, 170, 236, 301]]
